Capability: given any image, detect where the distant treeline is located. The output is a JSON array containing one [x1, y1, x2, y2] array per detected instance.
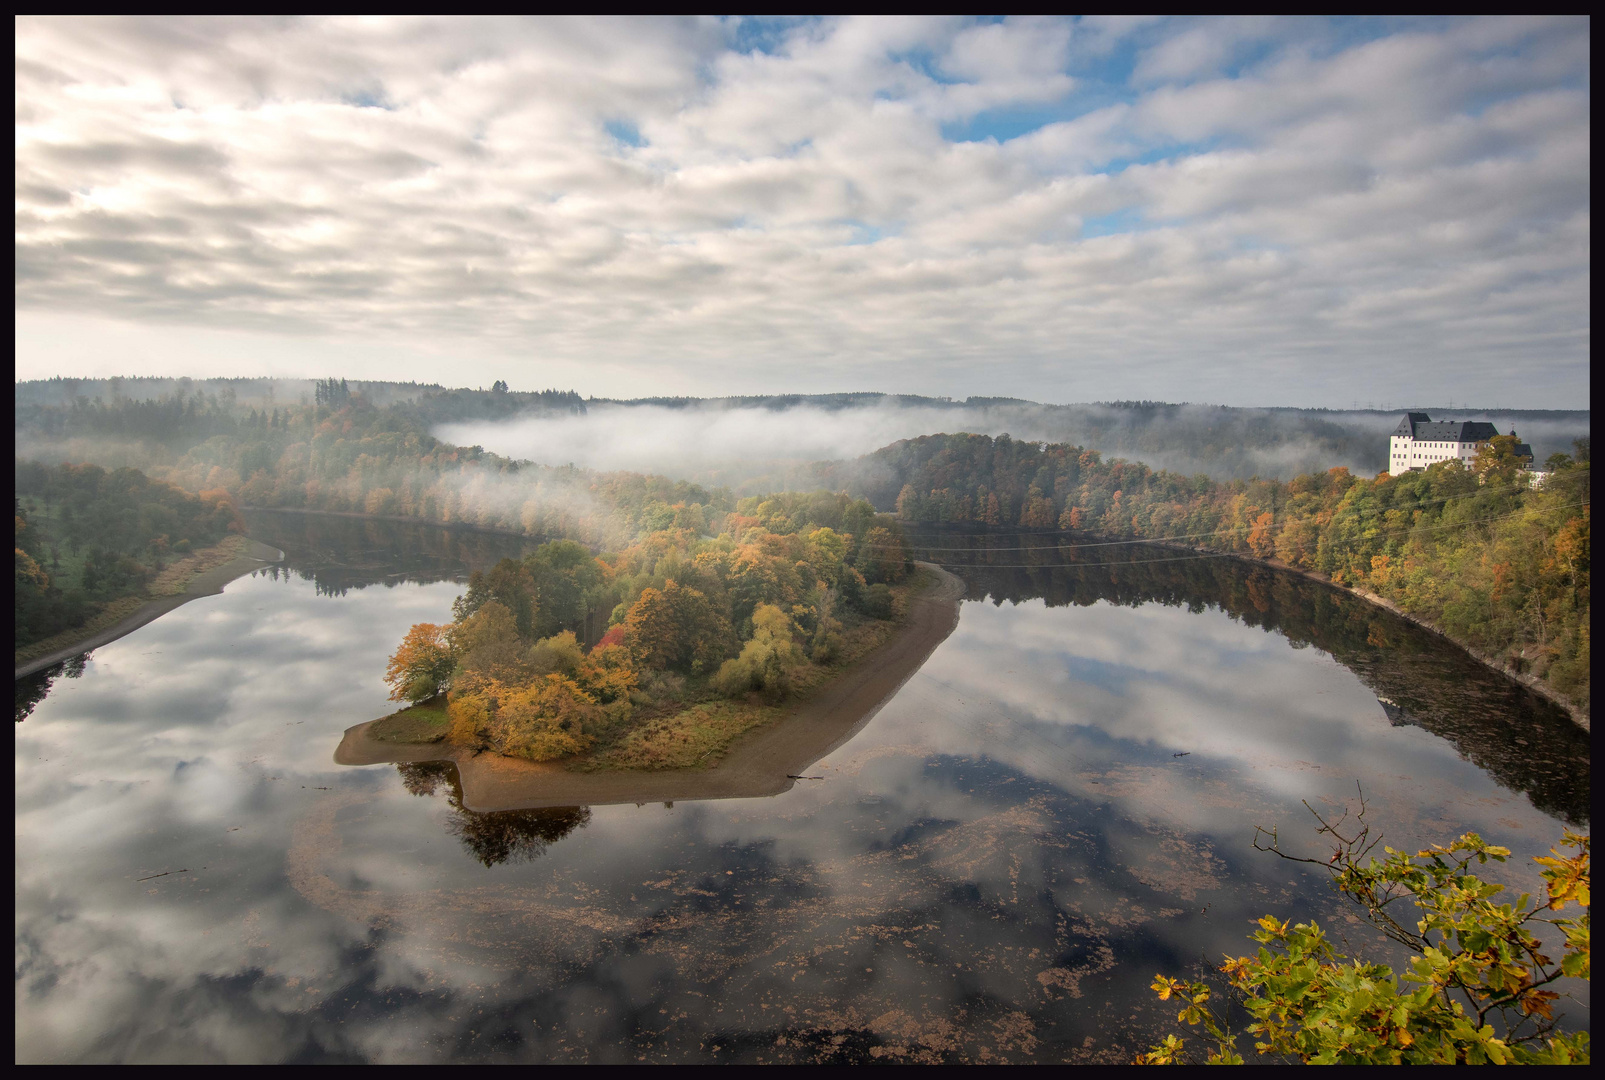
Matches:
[[14, 461, 242, 648], [12, 385, 1590, 713], [21, 380, 1589, 483], [16, 388, 732, 550], [15, 376, 584, 418], [593, 395, 1588, 482], [857, 432, 1591, 713]]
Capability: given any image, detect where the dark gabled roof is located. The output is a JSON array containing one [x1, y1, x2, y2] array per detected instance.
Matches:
[[1514, 443, 1533, 460], [1417, 421, 1499, 441], [1394, 414, 1500, 442], [1393, 412, 1431, 436]]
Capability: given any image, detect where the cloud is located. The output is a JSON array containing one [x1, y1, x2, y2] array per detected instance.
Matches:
[[13, 16, 1591, 407]]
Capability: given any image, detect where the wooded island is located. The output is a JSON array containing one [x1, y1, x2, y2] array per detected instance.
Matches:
[[373, 493, 920, 769]]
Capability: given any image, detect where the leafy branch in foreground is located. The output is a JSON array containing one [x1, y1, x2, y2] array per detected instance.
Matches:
[[1138, 792, 1590, 1064]]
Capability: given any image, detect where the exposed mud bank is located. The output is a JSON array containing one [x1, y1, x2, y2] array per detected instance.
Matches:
[[15, 539, 284, 680]]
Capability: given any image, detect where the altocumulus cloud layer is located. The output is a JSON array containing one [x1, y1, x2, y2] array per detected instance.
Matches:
[[14, 16, 1591, 406]]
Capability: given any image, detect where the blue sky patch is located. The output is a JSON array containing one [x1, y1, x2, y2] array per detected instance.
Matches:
[[1081, 209, 1147, 238], [604, 120, 646, 148]]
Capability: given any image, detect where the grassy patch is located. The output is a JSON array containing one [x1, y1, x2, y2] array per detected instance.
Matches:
[[582, 699, 779, 771], [147, 533, 252, 595], [369, 698, 450, 743]]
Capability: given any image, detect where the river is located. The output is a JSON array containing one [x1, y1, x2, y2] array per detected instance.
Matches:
[[14, 511, 1589, 1062]]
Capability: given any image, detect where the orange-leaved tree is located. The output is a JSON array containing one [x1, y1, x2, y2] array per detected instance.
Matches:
[[623, 580, 733, 675], [384, 622, 455, 703]]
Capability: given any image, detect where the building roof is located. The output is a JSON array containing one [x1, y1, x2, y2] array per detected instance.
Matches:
[[1393, 412, 1431, 436], [1392, 413, 1499, 442]]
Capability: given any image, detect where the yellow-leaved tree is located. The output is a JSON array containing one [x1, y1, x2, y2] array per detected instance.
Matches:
[[1139, 796, 1590, 1066], [383, 623, 454, 703]]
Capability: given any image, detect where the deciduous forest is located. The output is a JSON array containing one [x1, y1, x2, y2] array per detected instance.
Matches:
[[381, 495, 914, 767], [861, 432, 1590, 713], [14, 461, 243, 649], [14, 383, 1589, 716]]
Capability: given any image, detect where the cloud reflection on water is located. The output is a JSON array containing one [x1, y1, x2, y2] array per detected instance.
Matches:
[[14, 519, 1588, 1063]]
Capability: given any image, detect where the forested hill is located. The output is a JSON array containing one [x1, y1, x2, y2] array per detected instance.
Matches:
[[14, 387, 733, 552], [21, 380, 1589, 484], [848, 432, 1591, 716], [15, 377, 586, 426], [12, 385, 1590, 714], [592, 395, 1587, 483], [14, 461, 244, 650]]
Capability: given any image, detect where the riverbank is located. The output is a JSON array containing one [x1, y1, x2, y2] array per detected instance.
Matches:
[[1176, 545, 1591, 732], [914, 523, 1589, 733], [334, 562, 966, 810], [14, 536, 285, 679]]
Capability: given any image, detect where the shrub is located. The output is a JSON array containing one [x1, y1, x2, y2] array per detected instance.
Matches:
[[861, 583, 894, 620], [528, 630, 583, 677], [1140, 798, 1591, 1065]]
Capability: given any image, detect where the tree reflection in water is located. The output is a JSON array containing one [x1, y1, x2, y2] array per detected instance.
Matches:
[[911, 528, 1591, 826], [395, 761, 590, 867], [15, 654, 88, 723]]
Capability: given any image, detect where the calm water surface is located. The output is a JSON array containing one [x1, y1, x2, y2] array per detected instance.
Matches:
[[15, 514, 1590, 1063]]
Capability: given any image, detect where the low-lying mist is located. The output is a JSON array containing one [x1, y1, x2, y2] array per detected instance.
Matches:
[[437, 399, 1590, 491]]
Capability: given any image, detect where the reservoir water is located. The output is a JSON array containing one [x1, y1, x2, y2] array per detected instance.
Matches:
[[15, 512, 1589, 1062]]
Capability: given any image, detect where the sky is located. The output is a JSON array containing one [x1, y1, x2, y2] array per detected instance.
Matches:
[[13, 16, 1592, 407]]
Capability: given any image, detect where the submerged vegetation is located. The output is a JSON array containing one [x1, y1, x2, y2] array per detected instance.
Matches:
[[381, 495, 917, 768]]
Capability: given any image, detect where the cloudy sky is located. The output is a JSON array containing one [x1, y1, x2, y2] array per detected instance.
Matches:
[[14, 16, 1591, 406]]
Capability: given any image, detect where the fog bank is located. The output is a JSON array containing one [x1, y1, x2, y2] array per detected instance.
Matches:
[[438, 400, 1591, 491]]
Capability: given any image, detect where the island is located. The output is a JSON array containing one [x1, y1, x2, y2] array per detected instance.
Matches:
[[334, 498, 964, 810]]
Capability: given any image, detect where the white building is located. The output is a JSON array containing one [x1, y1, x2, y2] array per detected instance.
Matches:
[[1388, 413, 1518, 474]]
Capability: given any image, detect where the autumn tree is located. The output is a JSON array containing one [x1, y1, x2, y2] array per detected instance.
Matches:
[[712, 603, 807, 700], [528, 630, 584, 677], [493, 675, 600, 761], [623, 580, 734, 675], [453, 558, 538, 639], [449, 600, 530, 693], [1247, 511, 1276, 558], [384, 623, 455, 702], [447, 674, 601, 760], [1141, 799, 1591, 1065], [725, 535, 805, 624], [1475, 434, 1532, 484], [803, 526, 848, 587], [577, 643, 638, 704], [526, 539, 604, 638], [857, 525, 911, 585]]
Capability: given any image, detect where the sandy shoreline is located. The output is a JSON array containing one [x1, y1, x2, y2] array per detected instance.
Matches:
[[334, 562, 966, 811], [14, 539, 285, 680]]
